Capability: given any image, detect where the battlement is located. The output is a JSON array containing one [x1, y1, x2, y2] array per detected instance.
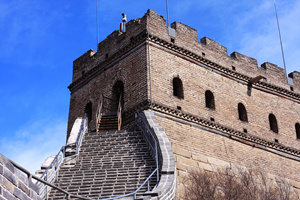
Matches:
[[71, 9, 300, 93]]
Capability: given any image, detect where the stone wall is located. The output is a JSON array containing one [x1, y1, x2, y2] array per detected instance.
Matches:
[[148, 42, 300, 149], [0, 154, 41, 200], [67, 44, 148, 138], [66, 9, 300, 197], [154, 114, 300, 198]]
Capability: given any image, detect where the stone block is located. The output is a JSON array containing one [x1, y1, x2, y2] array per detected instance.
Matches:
[[192, 153, 208, 163], [172, 146, 191, 158], [0, 175, 14, 193], [177, 170, 188, 178], [18, 180, 30, 196], [176, 155, 198, 168], [289, 180, 300, 189], [3, 189, 15, 200], [198, 162, 213, 172], [176, 162, 186, 171], [0, 164, 3, 175], [3, 168, 17, 186], [207, 157, 230, 168], [14, 187, 30, 200]]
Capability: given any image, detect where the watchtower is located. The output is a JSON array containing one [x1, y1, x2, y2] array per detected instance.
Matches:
[[67, 9, 300, 198]]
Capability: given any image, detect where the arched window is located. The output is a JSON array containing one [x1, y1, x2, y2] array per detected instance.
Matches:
[[205, 90, 215, 110], [84, 102, 92, 124], [173, 77, 184, 99], [238, 103, 248, 122], [269, 114, 278, 133], [296, 123, 300, 139]]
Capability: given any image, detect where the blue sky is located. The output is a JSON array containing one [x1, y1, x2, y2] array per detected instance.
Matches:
[[0, 0, 299, 174]]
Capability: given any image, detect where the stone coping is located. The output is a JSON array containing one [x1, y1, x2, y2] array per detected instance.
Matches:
[[139, 110, 176, 200], [151, 103, 300, 161]]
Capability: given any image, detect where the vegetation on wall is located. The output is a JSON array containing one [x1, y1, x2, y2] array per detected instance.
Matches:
[[183, 166, 299, 200]]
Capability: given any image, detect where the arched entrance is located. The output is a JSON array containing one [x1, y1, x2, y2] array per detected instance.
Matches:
[[111, 81, 124, 113], [84, 102, 92, 124]]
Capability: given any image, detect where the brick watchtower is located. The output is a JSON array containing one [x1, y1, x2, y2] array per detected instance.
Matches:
[[67, 9, 300, 198]]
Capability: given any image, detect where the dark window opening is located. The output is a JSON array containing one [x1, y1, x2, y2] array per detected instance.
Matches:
[[275, 139, 279, 143], [232, 66, 236, 71], [210, 117, 215, 122], [171, 38, 175, 43], [238, 103, 248, 122], [112, 81, 124, 112], [82, 71, 85, 76], [291, 86, 294, 91], [177, 106, 182, 110], [296, 123, 300, 139], [105, 54, 109, 59], [243, 128, 247, 133], [173, 77, 184, 99], [205, 90, 215, 110], [84, 102, 92, 124], [202, 52, 206, 56], [269, 114, 278, 133]]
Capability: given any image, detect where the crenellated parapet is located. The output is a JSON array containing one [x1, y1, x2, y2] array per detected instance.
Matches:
[[70, 9, 300, 95], [289, 71, 300, 93]]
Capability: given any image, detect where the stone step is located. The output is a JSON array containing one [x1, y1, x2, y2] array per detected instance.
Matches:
[[47, 130, 157, 200]]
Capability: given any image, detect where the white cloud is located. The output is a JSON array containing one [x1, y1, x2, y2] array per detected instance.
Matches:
[[231, 0, 300, 73], [0, 118, 67, 174]]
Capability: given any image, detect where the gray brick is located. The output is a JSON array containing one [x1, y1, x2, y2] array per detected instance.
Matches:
[[3, 168, 17, 186], [14, 187, 30, 200], [29, 181, 39, 193], [0, 154, 5, 165], [3, 189, 15, 200], [14, 169, 28, 185], [18, 180, 30, 196], [0, 164, 3, 175]]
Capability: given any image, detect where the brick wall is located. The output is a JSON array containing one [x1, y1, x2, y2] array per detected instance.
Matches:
[[67, 9, 300, 143], [0, 154, 41, 200], [67, 44, 148, 139], [149, 43, 300, 149], [154, 115, 300, 198]]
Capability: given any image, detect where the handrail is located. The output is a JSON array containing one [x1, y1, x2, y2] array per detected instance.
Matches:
[[96, 93, 103, 132], [9, 158, 92, 200], [96, 110, 160, 200], [135, 110, 159, 184], [36, 114, 88, 199], [117, 91, 123, 131], [29, 110, 159, 200]]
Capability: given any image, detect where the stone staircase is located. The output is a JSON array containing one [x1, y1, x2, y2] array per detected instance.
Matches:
[[47, 130, 157, 200], [98, 114, 118, 131]]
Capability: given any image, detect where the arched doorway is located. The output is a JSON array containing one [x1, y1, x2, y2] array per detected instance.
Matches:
[[111, 81, 124, 113], [84, 102, 92, 124]]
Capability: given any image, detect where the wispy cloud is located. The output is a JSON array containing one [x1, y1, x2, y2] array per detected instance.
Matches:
[[0, 118, 67, 174], [230, 0, 300, 72]]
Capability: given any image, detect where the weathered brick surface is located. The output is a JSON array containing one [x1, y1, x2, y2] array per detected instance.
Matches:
[[67, 45, 148, 137], [155, 114, 300, 183], [0, 154, 40, 200], [149, 44, 300, 148]]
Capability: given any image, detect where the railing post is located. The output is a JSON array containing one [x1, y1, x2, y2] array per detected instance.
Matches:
[[46, 173, 48, 200], [156, 143, 159, 183], [147, 180, 150, 191], [56, 157, 58, 182]]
